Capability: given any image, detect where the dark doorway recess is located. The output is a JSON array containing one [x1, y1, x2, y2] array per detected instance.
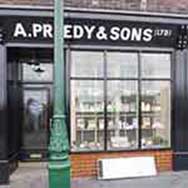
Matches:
[[7, 47, 53, 161]]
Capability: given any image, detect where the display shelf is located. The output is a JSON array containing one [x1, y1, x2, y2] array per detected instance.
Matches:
[[76, 111, 137, 114], [76, 128, 157, 131], [76, 129, 102, 131], [75, 128, 155, 149], [74, 93, 164, 149]]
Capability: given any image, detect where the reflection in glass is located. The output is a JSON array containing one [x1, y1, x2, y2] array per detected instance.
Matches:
[[71, 51, 104, 78], [141, 81, 171, 148], [141, 53, 171, 78], [107, 81, 138, 150], [71, 80, 104, 151], [23, 63, 53, 81], [23, 89, 49, 149], [107, 52, 138, 78]]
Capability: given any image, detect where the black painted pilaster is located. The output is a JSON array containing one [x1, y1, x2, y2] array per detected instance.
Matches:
[[0, 45, 9, 184], [173, 49, 188, 170]]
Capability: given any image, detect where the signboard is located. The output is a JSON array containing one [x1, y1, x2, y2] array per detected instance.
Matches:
[[98, 157, 157, 180], [0, 16, 182, 47]]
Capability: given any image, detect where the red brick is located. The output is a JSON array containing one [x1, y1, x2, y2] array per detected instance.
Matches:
[[70, 150, 173, 178], [0, 0, 187, 14]]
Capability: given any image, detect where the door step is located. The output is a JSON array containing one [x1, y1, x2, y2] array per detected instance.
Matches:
[[19, 162, 48, 169]]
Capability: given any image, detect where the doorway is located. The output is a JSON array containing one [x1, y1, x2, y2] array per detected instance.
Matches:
[[7, 47, 54, 161], [8, 47, 54, 160], [20, 59, 53, 160]]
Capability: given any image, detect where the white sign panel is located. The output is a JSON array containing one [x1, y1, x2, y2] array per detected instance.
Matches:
[[98, 156, 157, 180]]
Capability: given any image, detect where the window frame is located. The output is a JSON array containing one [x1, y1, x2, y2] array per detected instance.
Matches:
[[69, 48, 174, 153]]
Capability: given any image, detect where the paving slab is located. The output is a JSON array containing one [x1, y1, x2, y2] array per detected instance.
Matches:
[[1, 165, 188, 188], [72, 171, 188, 188]]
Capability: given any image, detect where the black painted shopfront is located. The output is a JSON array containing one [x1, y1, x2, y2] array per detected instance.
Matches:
[[0, 7, 188, 184]]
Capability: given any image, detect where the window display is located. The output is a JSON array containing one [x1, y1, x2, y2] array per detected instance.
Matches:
[[71, 80, 104, 151], [140, 53, 171, 148], [70, 51, 171, 152], [141, 81, 171, 148], [107, 81, 138, 150]]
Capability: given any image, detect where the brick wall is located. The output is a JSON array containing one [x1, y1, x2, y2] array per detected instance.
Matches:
[[71, 150, 172, 177], [0, 0, 188, 14]]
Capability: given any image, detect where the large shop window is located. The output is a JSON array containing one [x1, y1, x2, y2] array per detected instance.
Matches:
[[70, 51, 171, 152]]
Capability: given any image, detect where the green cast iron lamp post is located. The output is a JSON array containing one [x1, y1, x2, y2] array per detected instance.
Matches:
[[48, 0, 71, 187]]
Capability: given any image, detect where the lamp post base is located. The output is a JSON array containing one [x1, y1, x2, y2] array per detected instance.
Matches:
[[48, 114, 70, 188], [49, 159, 71, 188]]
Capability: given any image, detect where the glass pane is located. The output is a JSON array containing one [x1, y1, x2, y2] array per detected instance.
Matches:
[[141, 53, 171, 78], [23, 63, 53, 81], [107, 52, 138, 78], [23, 89, 49, 149], [141, 81, 171, 149], [71, 80, 104, 151], [107, 81, 138, 150], [71, 51, 104, 78]]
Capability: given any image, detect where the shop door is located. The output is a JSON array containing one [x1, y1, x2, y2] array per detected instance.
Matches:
[[21, 87, 51, 160]]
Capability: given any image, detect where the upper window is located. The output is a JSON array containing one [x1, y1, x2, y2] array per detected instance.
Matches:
[[107, 52, 138, 78], [23, 63, 53, 82], [141, 53, 171, 78], [71, 51, 104, 78]]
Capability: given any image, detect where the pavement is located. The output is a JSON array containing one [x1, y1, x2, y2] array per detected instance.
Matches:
[[1, 163, 188, 188]]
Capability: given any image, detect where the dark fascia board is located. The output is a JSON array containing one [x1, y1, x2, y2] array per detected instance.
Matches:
[[0, 5, 188, 24]]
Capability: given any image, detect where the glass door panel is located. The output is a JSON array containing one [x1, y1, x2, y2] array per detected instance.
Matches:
[[23, 88, 50, 149]]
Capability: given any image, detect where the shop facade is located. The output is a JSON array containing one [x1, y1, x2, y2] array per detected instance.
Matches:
[[0, 6, 188, 184]]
